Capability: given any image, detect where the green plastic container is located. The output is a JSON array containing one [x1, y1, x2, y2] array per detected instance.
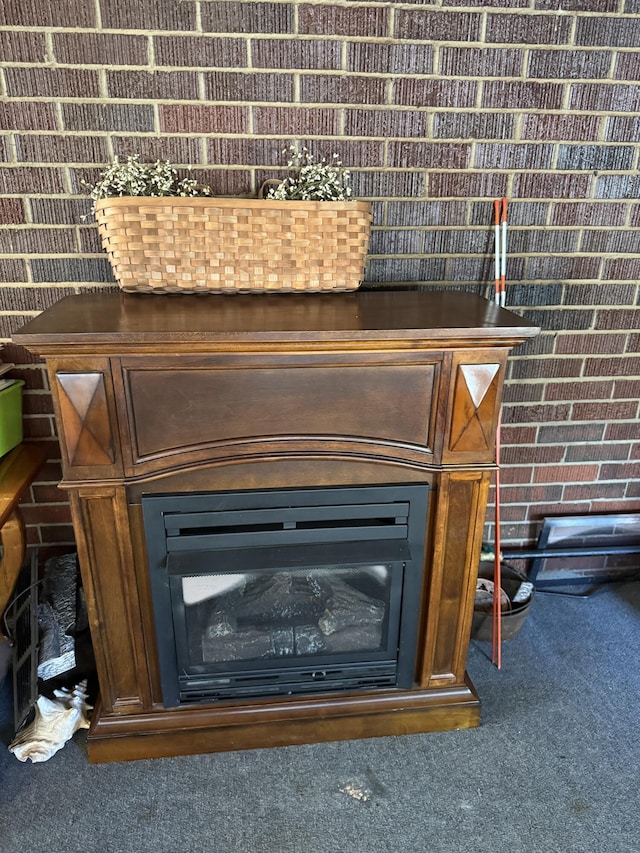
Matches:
[[0, 379, 25, 458]]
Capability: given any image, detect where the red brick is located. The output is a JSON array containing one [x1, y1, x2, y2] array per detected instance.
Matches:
[[0, 30, 46, 61], [533, 464, 599, 483], [4, 67, 100, 99], [571, 83, 640, 112], [159, 105, 249, 134], [209, 68, 284, 101], [614, 52, 640, 81], [6, 366, 46, 391], [474, 143, 554, 171], [585, 356, 640, 377], [551, 202, 627, 227], [299, 4, 388, 37], [501, 446, 564, 465], [0, 167, 66, 194], [252, 39, 340, 70], [395, 10, 482, 41], [565, 443, 631, 463], [348, 42, 433, 75], [528, 49, 611, 79], [434, 112, 514, 140], [155, 36, 247, 67], [101, 0, 194, 30], [107, 70, 199, 101], [387, 142, 470, 170], [201, 2, 294, 33], [353, 172, 426, 199], [502, 383, 544, 404], [605, 422, 640, 441], [62, 103, 155, 133], [595, 309, 640, 331], [0, 198, 25, 225], [614, 380, 640, 399], [499, 466, 533, 485], [512, 172, 592, 199], [440, 47, 522, 77], [537, 0, 618, 9], [600, 461, 640, 480], [511, 358, 583, 380], [429, 172, 507, 199], [590, 499, 640, 514], [499, 484, 564, 504], [555, 333, 627, 355], [253, 106, 340, 136], [486, 13, 571, 44], [0, 228, 76, 255], [487, 80, 564, 111], [576, 16, 640, 48], [53, 32, 148, 65], [562, 483, 626, 502], [544, 380, 614, 402], [38, 525, 76, 545], [393, 78, 477, 108], [500, 426, 538, 445], [386, 201, 467, 227], [21, 502, 75, 526], [3, 284, 75, 311], [0, 258, 29, 282], [32, 485, 69, 504], [301, 75, 386, 106], [595, 174, 640, 199], [21, 392, 54, 416], [566, 286, 637, 310], [520, 113, 602, 141], [628, 333, 640, 353], [0, 0, 95, 26], [558, 144, 635, 172], [111, 137, 202, 167], [582, 229, 640, 254], [573, 401, 638, 421], [606, 116, 640, 142], [345, 109, 427, 138], [495, 505, 529, 523], [526, 502, 591, 521], [602, 258, 640, 280], [502, 404, 571, 424], [538, 423, 605, 443], [22, 417, 56, 439], [0, 102, 57, 132], [15, 135, 109, 165], [526, 256, 600, 280]]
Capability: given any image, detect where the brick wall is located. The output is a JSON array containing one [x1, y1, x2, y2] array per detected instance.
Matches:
[[1, 0, 639, 553]]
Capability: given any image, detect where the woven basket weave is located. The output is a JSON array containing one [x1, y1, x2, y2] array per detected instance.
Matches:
[[95, 196, 372, 294]]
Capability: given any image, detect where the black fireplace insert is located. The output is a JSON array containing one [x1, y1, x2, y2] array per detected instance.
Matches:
[[142, 484, 429, 706]]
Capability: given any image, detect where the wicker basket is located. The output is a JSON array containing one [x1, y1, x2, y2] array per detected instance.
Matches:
[[95, 196, 372, 294]]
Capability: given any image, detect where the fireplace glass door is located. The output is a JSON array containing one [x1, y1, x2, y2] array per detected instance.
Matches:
[[143, 485, 428, 707]]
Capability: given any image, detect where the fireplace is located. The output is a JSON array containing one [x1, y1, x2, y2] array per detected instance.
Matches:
[[143, 484, 428, 705], [13, 289, 538, 762]]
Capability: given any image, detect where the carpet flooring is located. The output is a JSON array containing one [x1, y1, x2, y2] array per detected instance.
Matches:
[[1, 580, 638, 853]]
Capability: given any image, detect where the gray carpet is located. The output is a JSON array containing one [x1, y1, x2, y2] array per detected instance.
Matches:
[[1, 581, 638, 853]]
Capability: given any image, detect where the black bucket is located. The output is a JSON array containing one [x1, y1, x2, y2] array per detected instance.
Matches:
[[471, 562, 534, 642]]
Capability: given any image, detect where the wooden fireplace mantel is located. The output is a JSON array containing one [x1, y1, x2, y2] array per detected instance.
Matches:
[[14, 288, 538, 763]]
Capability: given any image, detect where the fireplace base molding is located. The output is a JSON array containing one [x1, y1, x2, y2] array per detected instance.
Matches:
[[87, 679, 481, 764], [13, 289, 538, 763]]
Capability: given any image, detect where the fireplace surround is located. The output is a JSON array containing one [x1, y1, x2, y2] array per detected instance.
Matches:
[[14, 288, 538, 763]]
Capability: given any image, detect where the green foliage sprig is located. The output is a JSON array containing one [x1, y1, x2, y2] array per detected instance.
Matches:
[[266, 146, 352, 201], [84, 155, 212, 214]]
